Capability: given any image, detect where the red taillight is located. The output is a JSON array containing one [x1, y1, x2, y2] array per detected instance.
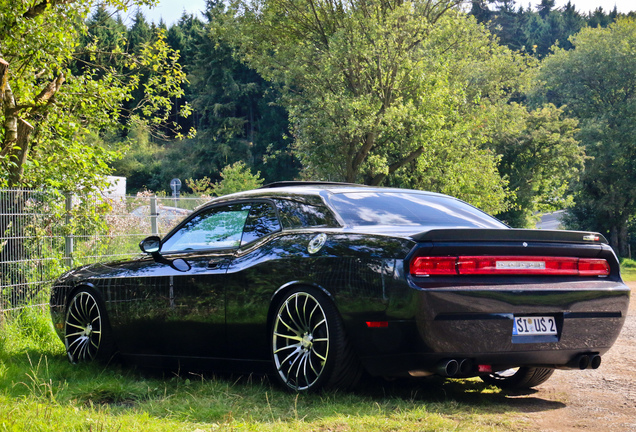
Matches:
[[365, 321, 389, 328], [410, 256, 610, 277], [410, 256, 458, 275], [578, 259, 610, 276]]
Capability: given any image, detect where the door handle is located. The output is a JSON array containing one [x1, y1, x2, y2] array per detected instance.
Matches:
[[207, 258, 229, 270]]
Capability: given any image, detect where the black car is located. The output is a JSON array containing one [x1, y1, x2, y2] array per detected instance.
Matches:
[[50, 183, 630, 391]]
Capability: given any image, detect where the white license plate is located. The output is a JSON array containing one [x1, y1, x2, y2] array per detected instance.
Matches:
[[512, 316, 557, 336]]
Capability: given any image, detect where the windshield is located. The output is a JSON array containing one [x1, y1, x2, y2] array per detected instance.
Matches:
[[327, 192, 507, 229]]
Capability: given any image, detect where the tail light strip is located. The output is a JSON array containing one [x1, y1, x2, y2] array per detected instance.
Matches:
[[410, 256, 610, 277]]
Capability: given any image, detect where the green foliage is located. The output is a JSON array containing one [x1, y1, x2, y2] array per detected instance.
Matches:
[[114, 6, 296, 194], [0, 0, 190, 191], [539, 18, 636, 255], [211, 161, 264, 196], [186, 162, 264, 197], [231, 0, 533, 212], [487, 103, 584, 227], [470, 1, 628, 58]]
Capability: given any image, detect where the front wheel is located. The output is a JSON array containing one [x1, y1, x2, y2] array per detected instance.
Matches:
[[481, 367, 554, 389], [64, 288, 115, 363], [270, 287, 361, 391]]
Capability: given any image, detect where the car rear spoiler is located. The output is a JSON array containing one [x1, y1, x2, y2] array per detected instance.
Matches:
[[411, 228, 609, 245]]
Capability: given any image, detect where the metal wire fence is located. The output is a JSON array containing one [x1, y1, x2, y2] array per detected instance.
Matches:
[[0, 189, 208, 314]]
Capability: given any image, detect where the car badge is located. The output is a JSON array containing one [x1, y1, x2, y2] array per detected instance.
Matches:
[[308, 233, 327, 254], [522, 242, 528, 247]]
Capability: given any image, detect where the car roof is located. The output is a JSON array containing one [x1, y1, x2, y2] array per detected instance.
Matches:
[[203, 182, 450, 204], [192, 184, 457, 214]]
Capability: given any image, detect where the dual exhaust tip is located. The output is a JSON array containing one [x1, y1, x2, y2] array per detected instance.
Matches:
[[434, 353, 601, 377], [574, 353, 602, 370], [437, 358, 473, 377]]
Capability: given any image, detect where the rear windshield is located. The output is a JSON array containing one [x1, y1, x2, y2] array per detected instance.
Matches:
[[327, 192, 507, 229]]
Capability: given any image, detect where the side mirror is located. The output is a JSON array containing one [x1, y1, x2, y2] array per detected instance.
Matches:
[[140, 236, 162, 254], [171, 258, 191, 272]]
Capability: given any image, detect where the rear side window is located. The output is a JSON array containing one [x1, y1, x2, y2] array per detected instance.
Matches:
[[328, 192, 507, 229], [274, 199, 340, 229], [241, 202, 281, 245]]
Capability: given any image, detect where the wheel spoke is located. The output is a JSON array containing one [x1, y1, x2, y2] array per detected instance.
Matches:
[[274, 332, 303, 342], [308, 352, 321, 376], [274, 343, 300, 354], [308, 302, 319, 328], [311, 317, 326, 333], [285, 301, 304, 333], [279, 346, 302, 369], [65, 330, 85, 338], [276, 314, 299, 335], [66, 322, 85, 331], [312, 350, 327, 362]]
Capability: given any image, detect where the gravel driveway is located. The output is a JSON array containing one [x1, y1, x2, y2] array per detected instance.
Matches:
[[518, 281, 636, 431]]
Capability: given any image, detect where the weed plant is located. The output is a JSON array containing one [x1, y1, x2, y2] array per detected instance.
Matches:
[[0, 307, 525, 431]]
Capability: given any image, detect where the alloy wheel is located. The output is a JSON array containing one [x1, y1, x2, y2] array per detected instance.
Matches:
[[272, 291, 330, 391], [65, 291, 103, 363]]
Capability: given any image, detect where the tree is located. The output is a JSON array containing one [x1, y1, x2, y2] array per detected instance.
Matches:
[[0, 0, 190, 190], [539, 18, 636, 255], [150, 1, 297, 191], [232, 0, 530, 213], [487, 103, 584, 227], [186, 161, 264, 196]]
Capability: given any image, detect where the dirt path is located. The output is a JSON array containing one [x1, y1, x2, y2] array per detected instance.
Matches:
[[516, 282, 636, 431]]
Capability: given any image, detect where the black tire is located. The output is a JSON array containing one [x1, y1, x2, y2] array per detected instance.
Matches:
[[64, 288, 115, 364], [270, 287, 362, 391], [481, 367, 554, 389]]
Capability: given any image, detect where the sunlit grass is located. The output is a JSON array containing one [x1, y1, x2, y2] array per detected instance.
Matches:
[[620, 258, 636, 282], [0, 307, 527, 431]]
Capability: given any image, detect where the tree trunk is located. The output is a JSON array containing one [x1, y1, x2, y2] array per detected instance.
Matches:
[[1, 57, 36, 187], [610, 225, 619, 255], [618, 221, 629, 258], [7, 119, 35, 186]]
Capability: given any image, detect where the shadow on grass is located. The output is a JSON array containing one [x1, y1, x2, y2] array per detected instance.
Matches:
[[356, 374, 566, 413]]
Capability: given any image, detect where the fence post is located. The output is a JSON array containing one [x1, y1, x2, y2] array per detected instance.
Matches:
[[150, 195, 158, 236], [64, 193, 73, 268]]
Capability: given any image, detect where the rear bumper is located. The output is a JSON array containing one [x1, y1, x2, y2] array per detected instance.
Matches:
[[355, 279, 630, 376]]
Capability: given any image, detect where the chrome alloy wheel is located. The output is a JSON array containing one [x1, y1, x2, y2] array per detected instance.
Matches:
[[272, 291, 330, 391], [64, 291, 103, 363]]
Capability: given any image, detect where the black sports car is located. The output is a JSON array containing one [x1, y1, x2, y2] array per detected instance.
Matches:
[[50, 183, 630, 391]]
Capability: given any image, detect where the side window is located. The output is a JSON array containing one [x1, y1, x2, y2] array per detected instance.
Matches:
[[274, 199, 340, 229], [241, 202, 281, 245], [161, 203, 251, 252]]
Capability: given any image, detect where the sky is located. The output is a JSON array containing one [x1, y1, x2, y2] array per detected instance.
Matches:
[[136, 0, 635, 27]]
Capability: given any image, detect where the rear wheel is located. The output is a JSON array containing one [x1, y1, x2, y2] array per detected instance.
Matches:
[[64, 288, 115, 363], [481, 367, 554, 389], [270, 287, 361, 391]]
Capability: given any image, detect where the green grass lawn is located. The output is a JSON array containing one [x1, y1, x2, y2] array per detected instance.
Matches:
[[621, 259, 636, 282], [0, 308, 530, 431]]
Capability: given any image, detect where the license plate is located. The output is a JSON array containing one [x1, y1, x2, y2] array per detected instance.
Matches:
[[512, 316, 557, 336], [496, 260, 545, 270]]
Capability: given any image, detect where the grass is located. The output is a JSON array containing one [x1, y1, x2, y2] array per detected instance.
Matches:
[[620, 258, 636, 282], [0, 308, 535, 431]]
